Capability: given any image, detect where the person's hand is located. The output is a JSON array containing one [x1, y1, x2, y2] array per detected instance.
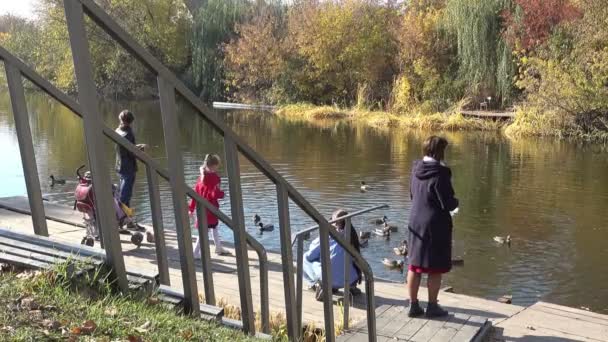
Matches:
[[136, 144, 147, 151], [188, 211, 194, 216]]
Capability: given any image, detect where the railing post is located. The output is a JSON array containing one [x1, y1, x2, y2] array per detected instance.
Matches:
[[319, 221, 335, 341], [4, 63, 48, 237], [365, 273, 377, 342], [276, 183, 298, 340], [343, 217, 352, 330], [195, 201, 215, 305], [256, 248, 270, 334], [296, 236, 304, 336], [145, 167, 170, 285], [157, 76, 199, 315], [224, 137, 255, 334], [63, 0, 128, 291]]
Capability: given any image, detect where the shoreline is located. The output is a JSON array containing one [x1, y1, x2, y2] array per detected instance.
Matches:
[[273, 103, 608, 143]]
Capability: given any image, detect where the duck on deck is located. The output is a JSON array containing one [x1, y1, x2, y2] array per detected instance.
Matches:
[[0, 196, 607, 342]]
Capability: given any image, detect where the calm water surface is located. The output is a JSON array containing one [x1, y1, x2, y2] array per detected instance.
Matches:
[[1, 92, 607, 313]]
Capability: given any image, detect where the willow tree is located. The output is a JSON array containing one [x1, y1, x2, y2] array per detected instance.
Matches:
[[445, 0, 515, 106]]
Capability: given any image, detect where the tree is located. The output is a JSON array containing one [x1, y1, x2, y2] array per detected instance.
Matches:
[[502, 0, 580, 51], [444, 0, 516, 106], [190, 0, 248, 102], [223, 7, 287, 103], [286, 0, 399, 105]]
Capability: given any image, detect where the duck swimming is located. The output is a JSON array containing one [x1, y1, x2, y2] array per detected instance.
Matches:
[[383, 220, 398, 233], [493, 235, 511, 245], [382, 258, 404, 270], [359, 231, 372, 239], [369, 215, 388, 225], [360, 181, 370, 192], [393, 240, 408, 256], [49, 175, 66, 186], [257, 222, 274, 233]]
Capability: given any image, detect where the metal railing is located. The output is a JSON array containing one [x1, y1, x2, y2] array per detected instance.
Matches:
[[0, 0, 380, 340], [291, 205, 388, 335]]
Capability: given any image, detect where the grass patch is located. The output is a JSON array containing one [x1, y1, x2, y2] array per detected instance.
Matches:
[[0, 266, 261, 342], [276, 103, 504, 132]]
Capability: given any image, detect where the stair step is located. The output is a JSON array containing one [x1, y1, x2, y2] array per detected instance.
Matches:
[[158, 284, 224, 321]]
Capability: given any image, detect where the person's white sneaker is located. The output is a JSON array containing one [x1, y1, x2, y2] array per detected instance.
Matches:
[[215, 248, 232, 256], [193, 236, 201, 260]]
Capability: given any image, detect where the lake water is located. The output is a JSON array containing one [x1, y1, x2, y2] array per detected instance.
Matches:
[[1, 91, 608, 313]]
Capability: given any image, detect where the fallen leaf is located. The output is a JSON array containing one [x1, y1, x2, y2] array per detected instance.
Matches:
[[29, 309, 43, 321], [147, 297, 159, 305], [70, 326, 82, 335], [181, 330, 193, 340], [20, 297, 39, 310], [104, 307, 118, 317], [134, 320, 151, 333], [128, 335, 143, 342], [81, 320, 97, 334], [42, 319, 62, 330]]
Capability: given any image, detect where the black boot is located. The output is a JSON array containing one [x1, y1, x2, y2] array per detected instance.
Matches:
[[408, 300, 425, 317], [425, 302, 448, 318]]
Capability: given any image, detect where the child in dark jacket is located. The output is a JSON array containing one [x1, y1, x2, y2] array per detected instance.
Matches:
[[188, 154, 230, 256]]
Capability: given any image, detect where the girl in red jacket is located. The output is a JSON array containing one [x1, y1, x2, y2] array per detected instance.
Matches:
[[189, 154, 230, 256]]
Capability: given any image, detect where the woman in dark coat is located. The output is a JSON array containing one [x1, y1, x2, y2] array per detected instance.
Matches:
[[407, 136, 458, 318]]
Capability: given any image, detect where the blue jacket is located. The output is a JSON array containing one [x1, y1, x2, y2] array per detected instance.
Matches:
[[115, 126, 137, 174], [305, 233, 359, 289]]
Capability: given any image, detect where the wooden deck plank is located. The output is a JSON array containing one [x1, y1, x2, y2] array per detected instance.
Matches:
[[429, 313, 469, 342], [450, 316, 487, 342], [394, 316, 429, 340], [411, 315, 453, 342]]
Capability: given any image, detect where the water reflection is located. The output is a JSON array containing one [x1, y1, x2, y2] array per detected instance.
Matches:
[[1, 91, 607, 313]]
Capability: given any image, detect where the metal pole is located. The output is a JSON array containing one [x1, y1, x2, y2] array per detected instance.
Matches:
[[319, 220, 335, 341], [224, 138, 255, 334], [257, 249, 270, 334], [4, 63, 48, 237], [195, 201, 215, 305], [63, 0, 128, 291], [157, 76, 199, 315], [296, 236, 304, 336], [276, 183, 298, 340], [343, 217, 352, 330], [365, 274, 377, 342], [145, 167, 169, 285]]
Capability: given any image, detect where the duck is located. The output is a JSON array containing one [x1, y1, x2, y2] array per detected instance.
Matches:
[[383, 221, 398, 233], [393, 240, 408, 256], [360, 181, 370, 192], [359, 231, 372, 240], [369, 215, 388, 225], [382, 258, 404, 270], [49, 175, 66, 186], [373, 227, 390, 240], [497, 295, 512, 304], [253, 214, 261, 225], [257, 221, 274, 233], [359, 238, 369, 248], [452, 257, 464, 266], [493, 235, 511, 245]]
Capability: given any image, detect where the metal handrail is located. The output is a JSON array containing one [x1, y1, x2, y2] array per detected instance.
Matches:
[[292, 205, 388, 334], [291, 204, 389, 246], [1, 0, 380, 339]]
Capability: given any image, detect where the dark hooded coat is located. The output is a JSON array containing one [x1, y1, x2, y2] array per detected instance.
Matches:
[[407, 160, 459, 270]]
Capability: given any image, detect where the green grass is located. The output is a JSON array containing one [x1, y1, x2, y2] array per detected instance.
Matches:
[[0, 266, 262, 342]]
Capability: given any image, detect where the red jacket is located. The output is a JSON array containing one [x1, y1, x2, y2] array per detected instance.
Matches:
[[188, 169, 225, 226]]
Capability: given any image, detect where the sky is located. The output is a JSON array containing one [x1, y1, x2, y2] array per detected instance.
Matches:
[[0, 0, 37, 18]]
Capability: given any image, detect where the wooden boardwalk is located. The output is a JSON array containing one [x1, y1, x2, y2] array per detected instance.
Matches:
[[461, 110, 515, 119], [338, 305, 489, 341], [1, 196, 607, 341]]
